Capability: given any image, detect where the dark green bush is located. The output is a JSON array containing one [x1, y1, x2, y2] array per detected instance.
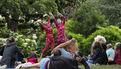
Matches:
[[82, 26, 121, 55], [66, 1, 107, 37]]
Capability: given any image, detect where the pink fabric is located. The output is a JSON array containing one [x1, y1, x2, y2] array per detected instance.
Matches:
[[114, 50, 121, 65], [27, 58, 38, 64], [42, 37, 54, 54], [41, 17, 54, 54], [54, 16, 66, 45], [45, 60, 50, 69]]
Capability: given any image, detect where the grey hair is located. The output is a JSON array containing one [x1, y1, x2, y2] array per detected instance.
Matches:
[[106, 43, 112, 47], [94, 35, 106, 43]]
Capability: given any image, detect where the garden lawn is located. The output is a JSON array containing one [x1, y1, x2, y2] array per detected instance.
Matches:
[[80, 65, 121, 69]]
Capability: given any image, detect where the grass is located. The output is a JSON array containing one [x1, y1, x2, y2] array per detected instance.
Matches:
[[28, 65, 121, 69], [80, 65, 121, 69]]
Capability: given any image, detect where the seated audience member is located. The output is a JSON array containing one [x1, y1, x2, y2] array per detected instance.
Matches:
[[16, 51, 38, 68], [89, 41, 108, 65], [26, 51, 38, 64], [94, 35, 107, 51], [1, 37, 23, 68], [15, 48, 25, 63], [21, 50, 90, 69], [114, 42, 121, 65], [52, 35, 78, 58], [106, 43, 115, 64]]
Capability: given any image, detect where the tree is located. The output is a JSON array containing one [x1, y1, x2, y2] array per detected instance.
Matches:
[[0, 0, 58, 32], [82, 26, 121, 55], [55, 0, 82, 20], [0, 0, 21, 32], [91, 0, 121, 26], [66, 1, 107, 37]]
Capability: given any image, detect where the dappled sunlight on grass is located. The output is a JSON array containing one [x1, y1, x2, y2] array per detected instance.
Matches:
[[80, 65, 121, 69]]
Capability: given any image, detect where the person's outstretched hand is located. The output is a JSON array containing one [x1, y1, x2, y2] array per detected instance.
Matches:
[[21, 65, 29, 69], [35, 20, 42, 23], [57, 12, 63, 17], [49, 12, 55, 19], [51, 48, 56, 54], [49, 12, 53, 16], [43, 14, 48, 17]]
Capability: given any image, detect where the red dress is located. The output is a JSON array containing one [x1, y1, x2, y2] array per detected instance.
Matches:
[[41, 17, 54, 54], [27, 58, 38, 64], [54, 16, 66, 45]]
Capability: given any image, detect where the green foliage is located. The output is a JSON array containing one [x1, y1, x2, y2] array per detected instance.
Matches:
[[0, 0, 58, 31], [90, 0, 121, 26], [0, 27, 11, 38], [65, 30, 85, 51], [68, 1, 107, 37], [82, 26, 121, 55], [55, 0, 80, 12], [0, 27, 38, 56]]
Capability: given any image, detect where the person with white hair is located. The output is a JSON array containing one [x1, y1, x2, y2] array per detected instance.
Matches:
[[94, 35, 107, 51]]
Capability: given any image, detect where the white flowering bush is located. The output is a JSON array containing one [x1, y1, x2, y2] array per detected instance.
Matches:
[[14, 33, 38, 56], [0, 38, 7, 46], [0, 27, 38, 56]]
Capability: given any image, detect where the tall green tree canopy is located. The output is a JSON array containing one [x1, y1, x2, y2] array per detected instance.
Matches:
[[91, 0, 121, 26], [66, 1, 107, 37], [0, 0, 58, 31]]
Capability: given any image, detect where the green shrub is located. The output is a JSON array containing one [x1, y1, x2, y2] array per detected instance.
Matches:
[[66, 1, 107, 37], [0, 28, 11, 38], [0, 27, 38, 56], [82, 26, 121, 55]]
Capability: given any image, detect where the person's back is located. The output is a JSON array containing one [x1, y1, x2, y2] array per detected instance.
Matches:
[[49, 56, 79, 69], [91, 41, 108, 65], [106, 48, 114, 61], [92, 48, 107, 64], [1, 37, 22, 68], [114, 42, 121, 65], [64, 38, 78, 57], [114, 50, 121, 65], [27, 51, 38, 64], [1, 42, 18, 67]]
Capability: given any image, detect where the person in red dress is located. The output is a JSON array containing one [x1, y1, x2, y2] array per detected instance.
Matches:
[[36, 14, 54, 58], [49, 12, 66, 45]]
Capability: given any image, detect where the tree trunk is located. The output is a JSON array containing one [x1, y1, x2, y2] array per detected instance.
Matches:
[[4, 14, 18, 32]]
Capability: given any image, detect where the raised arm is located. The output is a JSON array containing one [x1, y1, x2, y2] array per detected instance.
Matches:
[[39, 22, 46, 29], [21, 63, 40, 69], [62, 16, 65, 25], [43, 14, 50, 24], [49, 12, 58, 27], [57, 12, 65, 25]]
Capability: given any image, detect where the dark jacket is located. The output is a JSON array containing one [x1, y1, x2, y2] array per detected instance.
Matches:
[[49, 56, 79, 69], [92, 48, 108, 64], [0, 46, 5, 56], [102, 44, 107, 51], [1, 42, 22, 68]]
